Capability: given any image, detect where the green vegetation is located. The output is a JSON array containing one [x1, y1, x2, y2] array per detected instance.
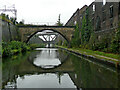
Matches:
[[59, 9, 120, 64], [56, 14, 63, 26], [69, 9, 120, 55], [0, 44, 2, 57], [109, 22, 120, 54], [70, 9, 93, 48], [87, 22, 120, 54], [29, 43, 45, 49], [63, 40, 68, 47], [2, 41, 45, 57], [57, 40, 63, 46], [2, 41, 30, 57], [71, 23, 81, 47], [0, 13, 16, 24], [0, 13, 25, 25], [81, 11, 92, 46], [58, 46, 120, 63]]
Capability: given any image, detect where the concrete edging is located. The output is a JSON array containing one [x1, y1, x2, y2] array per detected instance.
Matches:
[[58, 47, 120, 69]]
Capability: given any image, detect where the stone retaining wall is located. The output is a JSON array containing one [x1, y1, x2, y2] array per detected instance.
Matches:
[[0, 19, 20, 42]]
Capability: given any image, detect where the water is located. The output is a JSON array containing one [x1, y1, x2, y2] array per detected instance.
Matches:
[[2, 48, 120, 88]]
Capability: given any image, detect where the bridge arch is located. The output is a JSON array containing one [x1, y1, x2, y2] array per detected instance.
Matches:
[[26, 29, 69, 43], [18, 25, 75, 45]]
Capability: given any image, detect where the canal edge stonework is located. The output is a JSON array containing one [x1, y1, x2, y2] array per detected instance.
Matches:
[[58, 46, 120, 69]]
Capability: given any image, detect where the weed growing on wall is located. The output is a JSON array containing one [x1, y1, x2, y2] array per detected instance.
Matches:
[[110, 22, 120, 54], [81, 10, 92, 47]]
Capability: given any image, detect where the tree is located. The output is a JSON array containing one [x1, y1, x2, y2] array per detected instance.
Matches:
[[71, 23, 81, 47], [10, 17, 17, 25], [56, 14, 63, 26], [18, 19, 25, 25], [81, 9, 92, 45]]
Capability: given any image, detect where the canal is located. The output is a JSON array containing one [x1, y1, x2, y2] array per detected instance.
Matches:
[[2, 48, 120, 88]]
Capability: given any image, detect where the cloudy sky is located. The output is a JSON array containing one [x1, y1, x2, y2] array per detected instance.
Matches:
[[0, 0, 94, 25]]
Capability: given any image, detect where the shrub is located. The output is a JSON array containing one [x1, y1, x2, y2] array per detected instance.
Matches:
[[110, 23, 120, 54], [110, 38, 120, 54], [21, 43, 30, 52], [2, 41, 32, 57], [3, 45, 13, 57], [0, 44, 2, 56], [29, 44, 38, 50]]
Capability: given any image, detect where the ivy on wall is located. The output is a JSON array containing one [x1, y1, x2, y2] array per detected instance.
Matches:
[[65, 9, 119, 54], [110, 22, 120, 54], [71, 23, 81, 47], [70, 9, 93, 48], [81, 10, 92, 46]]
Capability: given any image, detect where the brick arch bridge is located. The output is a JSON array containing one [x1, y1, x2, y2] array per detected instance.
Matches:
[[18, 25, 75, 43]]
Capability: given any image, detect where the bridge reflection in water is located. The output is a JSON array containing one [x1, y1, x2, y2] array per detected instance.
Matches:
[[2, 48, 120, 88]]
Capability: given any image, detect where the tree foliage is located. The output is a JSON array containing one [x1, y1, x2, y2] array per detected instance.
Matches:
[[81, 10, 92, 45], [0, 13, 18, 25], [110, 22, 120, 54], [71, 23, 81, 47], [56, 14, 63, 26]]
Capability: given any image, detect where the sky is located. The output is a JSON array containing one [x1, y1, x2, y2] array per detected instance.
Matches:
[[0, 0, 94, 25]]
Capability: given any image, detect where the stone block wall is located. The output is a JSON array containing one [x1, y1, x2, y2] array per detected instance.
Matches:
[[1, 19, 20, 42]]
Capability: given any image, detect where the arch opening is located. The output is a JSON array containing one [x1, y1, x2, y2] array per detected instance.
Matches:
[[28, 48, 70, 70], [26, 29, 70, 46]]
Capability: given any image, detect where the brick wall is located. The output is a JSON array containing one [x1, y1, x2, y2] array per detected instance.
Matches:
[[66, 1, 120, 32], [65, 1, 120, 45]]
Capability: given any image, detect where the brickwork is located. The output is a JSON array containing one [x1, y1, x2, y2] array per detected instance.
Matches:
[[65, 1, 120, 45], [66, 1, 120, 31]]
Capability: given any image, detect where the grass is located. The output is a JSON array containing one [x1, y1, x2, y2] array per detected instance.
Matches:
[[57, 46, 120, 64]]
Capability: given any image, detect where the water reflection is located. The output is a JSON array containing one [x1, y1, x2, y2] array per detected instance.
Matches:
[[16, 73, 76, 88], [28, 48, 69, 69], [34, 48, 61, 68], [2, 48, 120, 88], [0, 57, 2, 89]]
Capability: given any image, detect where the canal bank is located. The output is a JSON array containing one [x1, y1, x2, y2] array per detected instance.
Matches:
[[57, 46, 120, 69], [2, 48, 120, 88]]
